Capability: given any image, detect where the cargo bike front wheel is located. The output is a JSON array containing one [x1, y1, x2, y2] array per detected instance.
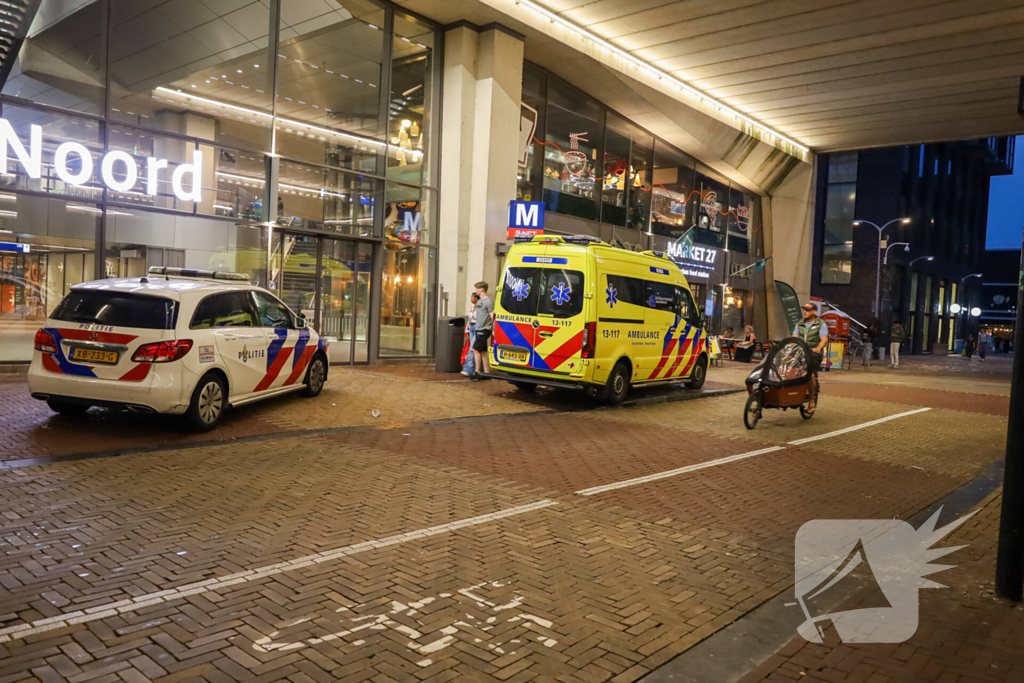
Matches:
[[743, 391, 762, 430]]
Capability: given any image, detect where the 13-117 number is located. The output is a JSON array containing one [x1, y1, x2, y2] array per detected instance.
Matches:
[[602, 329, 620, 339]]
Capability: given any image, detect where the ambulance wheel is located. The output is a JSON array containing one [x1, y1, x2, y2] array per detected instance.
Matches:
[[744, 392, 761, 430], [604, 362, 631, 405], [185, 373, 227, 432], [686, 357, 708, 390], [510, 381, 537, 393], [47, 399, 89, 417], [302, 353, 328, 397]]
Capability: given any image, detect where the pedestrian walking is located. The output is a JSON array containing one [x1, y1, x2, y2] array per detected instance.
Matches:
[[964, 334, 976, 359], [978, 328, 989, 361], [862, 323, 878, 367], [460, 292, 480, 376], [890, 322, 906, 368], [794, 303, 829, 415], [471, 281, 494, 379]]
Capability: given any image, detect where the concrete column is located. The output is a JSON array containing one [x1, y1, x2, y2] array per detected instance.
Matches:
[[438, 23, 523, 312], [762, 156, 817, 339]]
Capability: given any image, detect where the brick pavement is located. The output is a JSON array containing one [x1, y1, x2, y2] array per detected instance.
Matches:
[[737, 490, 1024, 683], [0, 365, 733, 462], [0, 360, 1013, 682]]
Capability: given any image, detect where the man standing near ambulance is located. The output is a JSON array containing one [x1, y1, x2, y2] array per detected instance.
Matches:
[[472, 281, 494, 378], [794, 302, 829, 415]]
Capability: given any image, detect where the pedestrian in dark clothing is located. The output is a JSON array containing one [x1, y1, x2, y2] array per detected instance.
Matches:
[[964, 335, 976, 359], [862, 324, 877, 367]]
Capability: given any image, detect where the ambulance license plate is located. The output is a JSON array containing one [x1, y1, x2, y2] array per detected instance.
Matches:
[[499, 349, 528, 363], [70, 348, 119, 364]]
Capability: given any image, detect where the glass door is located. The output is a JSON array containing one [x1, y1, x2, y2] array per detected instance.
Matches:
[[277, 233, 320, 327], [320, 238, 372, 364]]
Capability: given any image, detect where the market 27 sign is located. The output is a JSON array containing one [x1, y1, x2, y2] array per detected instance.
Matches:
[[0, 118, 203, 202]]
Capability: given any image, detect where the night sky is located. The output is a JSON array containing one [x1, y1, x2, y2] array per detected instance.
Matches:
[[986, 135, 1024, 250]]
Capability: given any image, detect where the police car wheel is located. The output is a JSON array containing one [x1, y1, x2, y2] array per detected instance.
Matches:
[[605, 362, 631, 405], [47, 399, 89, 417], [185, 373, 227, 432], [686, 357, 708, 390], [510, 381, 537, 392], [302, 354, 327, 397]]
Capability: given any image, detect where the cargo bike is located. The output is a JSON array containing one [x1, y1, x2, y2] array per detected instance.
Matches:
[[743, 337, 817, 429]]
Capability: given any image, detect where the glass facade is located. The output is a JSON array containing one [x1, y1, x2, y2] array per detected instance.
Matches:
[[821, 152, 858, 284], [519, 63, 762, 254], [0, 0, 440, 362], [516, 62, 765, 336]]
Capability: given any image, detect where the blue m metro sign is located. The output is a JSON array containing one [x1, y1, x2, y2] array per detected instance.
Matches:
[[508, 200, 545, 230]]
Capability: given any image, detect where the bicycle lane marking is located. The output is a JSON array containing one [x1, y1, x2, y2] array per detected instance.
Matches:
[[786, 408, 931, 446], [575, 408, 933, 496], [0, 499, 558, 645]]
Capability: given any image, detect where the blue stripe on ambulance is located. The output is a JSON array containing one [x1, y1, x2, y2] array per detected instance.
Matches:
[[497, 321, 552, 372]]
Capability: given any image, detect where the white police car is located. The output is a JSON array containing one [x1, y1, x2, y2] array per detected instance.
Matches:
[[27, 267, 328, 431]]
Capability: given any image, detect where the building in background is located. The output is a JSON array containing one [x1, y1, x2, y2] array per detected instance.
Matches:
[[0, 0, 820, 366], [980, 248, 1020, 344], [811, 137, 1015, 355]]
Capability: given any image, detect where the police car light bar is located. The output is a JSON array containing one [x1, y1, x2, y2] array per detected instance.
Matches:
[[147, 266, 250, 282]]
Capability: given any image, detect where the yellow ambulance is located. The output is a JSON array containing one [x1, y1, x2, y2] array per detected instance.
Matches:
[[489, 234, 708, 403]]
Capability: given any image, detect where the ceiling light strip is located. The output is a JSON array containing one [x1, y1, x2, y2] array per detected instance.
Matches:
[[513, 0, 809, 154], [154, 87, 386, 149]]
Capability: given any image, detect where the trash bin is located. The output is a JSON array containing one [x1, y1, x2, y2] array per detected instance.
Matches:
[[435, 316, 466, 373]]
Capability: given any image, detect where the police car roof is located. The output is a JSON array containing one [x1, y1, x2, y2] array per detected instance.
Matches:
[[69, 277, 255, 301]]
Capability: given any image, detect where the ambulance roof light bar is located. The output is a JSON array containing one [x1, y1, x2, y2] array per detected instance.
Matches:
[[147, 266, 250, 282]]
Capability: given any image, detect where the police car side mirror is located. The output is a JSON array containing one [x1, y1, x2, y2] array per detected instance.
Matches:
[[296, 312, 307, 328]]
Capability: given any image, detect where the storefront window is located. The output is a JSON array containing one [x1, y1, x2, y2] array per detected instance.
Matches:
[[693, 166, 730, 249], [0, 105, 103, 202], [542, 81, 602, 222], [601, 114, 631, 227], [0, 195, 100, 361], [383, 183, 433, 246], [108, 0, 275, 152], [277, 160, 377, 238], [727, 187, 756, 254], [104, 209, 267, 286], [627, 127, 653, 234], [275, 0, 386, 173], [650, 142, 696, 239], [517, 66, 545, 203], [380, 244, 434, 356], [2, 1, 106, 115], [386, 12, 437, 187]]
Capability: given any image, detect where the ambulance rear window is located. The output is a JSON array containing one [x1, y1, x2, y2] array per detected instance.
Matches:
[[53, 291, 178, 330], [501, 267, 585, 318]]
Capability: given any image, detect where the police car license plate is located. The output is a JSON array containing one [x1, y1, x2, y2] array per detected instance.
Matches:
[[70, 348, 119, 364], [499, 349, 528, 363]]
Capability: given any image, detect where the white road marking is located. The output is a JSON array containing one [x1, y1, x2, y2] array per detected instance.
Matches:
[[0, 499, 558, 644], [786, 408, 931, 446], [574, 446, 787, 496], [252, 580, 559, 661], [576, 407, 935, 497]]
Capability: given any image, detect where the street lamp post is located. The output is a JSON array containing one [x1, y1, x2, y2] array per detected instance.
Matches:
[[853, 218, 911, 322], [909, 255, 934, 268]]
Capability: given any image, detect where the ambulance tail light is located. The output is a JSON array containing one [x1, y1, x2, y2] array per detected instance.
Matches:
[[132, 340, 193, 363], [581, 322, 597, 359]]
